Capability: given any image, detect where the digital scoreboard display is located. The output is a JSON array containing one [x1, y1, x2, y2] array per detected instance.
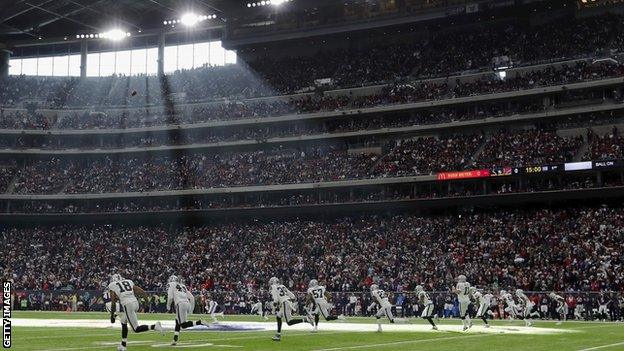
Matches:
[[437, 159, 622, 181]]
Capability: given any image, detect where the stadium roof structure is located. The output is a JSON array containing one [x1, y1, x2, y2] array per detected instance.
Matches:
[[0, 0, 235, 43]]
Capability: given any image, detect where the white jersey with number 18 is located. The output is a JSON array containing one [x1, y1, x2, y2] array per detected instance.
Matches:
[[108, 279, 138, 306]]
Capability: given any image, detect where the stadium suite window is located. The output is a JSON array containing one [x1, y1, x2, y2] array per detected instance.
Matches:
[[9, 55, 81, 77], [9, 41, 235, 77]]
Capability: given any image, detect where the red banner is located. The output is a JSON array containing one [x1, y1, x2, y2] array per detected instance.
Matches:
[[437, 169, 491, 180]]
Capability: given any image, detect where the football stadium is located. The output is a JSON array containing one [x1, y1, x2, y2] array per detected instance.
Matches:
[[2, 0, 624, 350]]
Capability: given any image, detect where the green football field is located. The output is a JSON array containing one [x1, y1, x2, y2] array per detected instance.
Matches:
[[7, 311, 624, 351]]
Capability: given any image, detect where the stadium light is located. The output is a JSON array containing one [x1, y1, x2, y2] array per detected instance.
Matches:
[[181, 13, 201, 26], [247, 0, 292, 7], [164, 13, 217, 27], [100, 29, 131, 41]]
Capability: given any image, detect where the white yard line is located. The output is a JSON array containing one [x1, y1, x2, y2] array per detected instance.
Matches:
[[313, 334, 492, 351], [577, 341, 624, 351]]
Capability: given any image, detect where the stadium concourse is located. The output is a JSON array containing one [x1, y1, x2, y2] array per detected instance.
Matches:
[[3, 0, 624, 350]]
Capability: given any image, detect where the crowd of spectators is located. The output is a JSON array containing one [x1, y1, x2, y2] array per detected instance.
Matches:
[[585, 129, 624, 160], [475, 129, 584, 168], [2, 59, 621, 132], [4, 206, 623, 298], [1, 127, 595, 195], [375, 134, 484, 176], [0, 125, 612, 195]]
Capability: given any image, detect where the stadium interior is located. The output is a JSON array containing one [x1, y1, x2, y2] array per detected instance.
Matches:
[[3, 0, 624, 350]]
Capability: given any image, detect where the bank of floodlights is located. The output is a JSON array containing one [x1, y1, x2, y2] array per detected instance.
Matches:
[[247, 0, 293, 8], [75, 29, 131, 41], [163, 13, 217, 27]]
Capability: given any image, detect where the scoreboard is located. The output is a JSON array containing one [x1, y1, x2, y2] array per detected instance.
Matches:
[[436, 159, 622, 181]]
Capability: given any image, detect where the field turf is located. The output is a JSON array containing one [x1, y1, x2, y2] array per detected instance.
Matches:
[[8, 311, 624, 351]]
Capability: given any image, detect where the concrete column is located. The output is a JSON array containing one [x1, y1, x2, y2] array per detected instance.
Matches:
[[158, 31, 165, 77], [80, 39, 88, 78], [0, 49, 11, 79]]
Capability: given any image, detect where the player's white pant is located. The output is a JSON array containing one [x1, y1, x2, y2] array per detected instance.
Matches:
[[523, 303, 534, 318], [313, 300, 332, 319], [277, 300, 297, 323], [176, 302, 190, 324], [120, 301, 141, 332], [421, 303, 435, 318], [458, 299, 470, 318], [505, 303, 518, 317], [375, 303, 394, 322], [476, 304, 488, 318], [251, 302, 263, 316]]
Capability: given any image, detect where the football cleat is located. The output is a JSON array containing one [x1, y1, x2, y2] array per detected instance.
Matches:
[[171, 341, 177, 346], [117, 344, 127, 351], [272, 333, 281, 341], [337, 314, 346, 322], [432, 325, 438, 331]]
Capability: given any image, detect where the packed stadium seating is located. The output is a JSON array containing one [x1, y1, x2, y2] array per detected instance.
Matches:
[[3, 9, 624, 326], [5, 206, 623, 294]]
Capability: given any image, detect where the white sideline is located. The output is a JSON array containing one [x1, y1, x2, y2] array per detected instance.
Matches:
[[578, 341, 624, 351], [11, 318, 570, 335]]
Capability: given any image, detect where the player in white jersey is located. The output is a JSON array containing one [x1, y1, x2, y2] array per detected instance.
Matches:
[[204, 294, 224, 323], [549, 292, 567, 325], [108, 274, 163, 351], [500, 290, 518, 321], [515, 289, 535, 327], [166, 275, 204, 346], [470, 287, 490, 328], [415, 285, 437, 330], [251, 300, 269, 321], [269, 277, 312, 341], [305, 279, 345, 332], [453, 275, 472, 331], [368, 284, 407, 332]]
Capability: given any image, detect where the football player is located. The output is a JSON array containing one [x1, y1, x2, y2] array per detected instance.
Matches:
[[500, 289, 518, 321], [515, 289, 534, 327], [453, 275, 472, 331], [166, 275, 204, 346], [549, 292, 567, 325], [369, 284, 407, 332], [415, 285, 437, 330], [306, 279, 345, 332], [269, 277, 313, 341], [471, 287, 490, 328], [108, 274, 163, 351]]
